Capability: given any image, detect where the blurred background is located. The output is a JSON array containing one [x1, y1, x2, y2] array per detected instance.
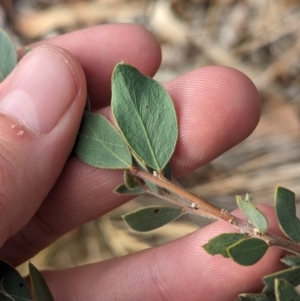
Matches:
[[1, 0, 300, 274]]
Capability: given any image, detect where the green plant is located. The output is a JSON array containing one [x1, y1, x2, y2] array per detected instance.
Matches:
[[75, 62, 300, 301], [2, 29, 300, 301]]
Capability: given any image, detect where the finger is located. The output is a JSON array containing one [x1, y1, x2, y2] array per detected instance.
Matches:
[[166, 66, 261, 174], [0, 46, 86, 246], [24, 24, 162, 109], [0, 66, 260, 265], [40, 207, 284, 301]]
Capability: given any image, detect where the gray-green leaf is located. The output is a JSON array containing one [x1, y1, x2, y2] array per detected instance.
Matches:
[[275, 186, 300, 242], [0, 290, 15, 300], [29, 263, 54, 301], [162, 162, 172, 181], [114, 184, 144, 195], [263, 267, 300, 294], [124, 170, 138, 189], [275, 278, 300, 301], [112, 63, 178, 171], [0, 30, 17, 82], [0, 260, 32, 301], [281, 255, 300, 267], [227, 238, 268, 266], [130, 156, 158, 193], [75, 111, 132, 169], [123, 206, 183, 232], [203, 233, 248, 258], [237, 294, 274, 301], [236, 195, 268, 233]]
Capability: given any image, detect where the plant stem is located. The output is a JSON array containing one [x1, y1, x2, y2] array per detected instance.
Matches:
[[129, 166, 300, 255]]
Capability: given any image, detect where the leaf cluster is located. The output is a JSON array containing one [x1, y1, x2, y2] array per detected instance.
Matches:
[[75, 56, 300, 300], [204, 188, 300, 300], [2, 29, 300, 301], [75, 62, 182, 232]]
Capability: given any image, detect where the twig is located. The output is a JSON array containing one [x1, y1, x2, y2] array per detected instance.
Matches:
[[129, 166, 300, 255]]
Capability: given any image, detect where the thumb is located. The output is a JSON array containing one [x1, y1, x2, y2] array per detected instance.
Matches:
[[0, 45, 86, 246]]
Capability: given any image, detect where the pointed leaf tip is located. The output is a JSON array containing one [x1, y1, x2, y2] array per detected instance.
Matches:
[[123, 206, 183, 232], [124, 170, 137, 189], [281, 255, 300, 267], [111, 63, 178, 171], [29, 262, 55, 301]]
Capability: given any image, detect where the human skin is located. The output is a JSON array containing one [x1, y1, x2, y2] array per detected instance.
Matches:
[[0, 24, 285, 300]]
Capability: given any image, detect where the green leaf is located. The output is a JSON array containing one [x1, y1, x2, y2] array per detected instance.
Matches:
[[29, 262, 54, 301], [161, 162, 172, 181], [112, 63, 178, 171], [75, 111, 132, 169], [0, 30, 17, 82], [0, 278, 17, 301], [275, 278, 300, 301], [237, 294, 274, 301], [0, 290, 15, 300], [281, 255, 300, 267], [114, 184, 144, 195], [236, 195, 268, 233], [130, 155, 158, 193], [123, 206, 183, 232], [0, 260, 32, 301], [275, 186, 300, 242], [203, 233, 248, 258], [144, 179, 159, 193], [227, 238, 268, 266], [143, 162, 173, 182], [124, 170, 137, 189], [263, 267, 300, 294]]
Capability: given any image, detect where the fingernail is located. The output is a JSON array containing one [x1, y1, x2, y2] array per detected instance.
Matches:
[[0, 46, 75, 134]]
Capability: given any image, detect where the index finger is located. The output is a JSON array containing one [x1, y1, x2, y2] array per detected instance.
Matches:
[[39, 207, 285, 301], [28, 23, 162, 109]]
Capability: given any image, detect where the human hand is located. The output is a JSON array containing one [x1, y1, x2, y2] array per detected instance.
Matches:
[[0, 24, 284, 300]]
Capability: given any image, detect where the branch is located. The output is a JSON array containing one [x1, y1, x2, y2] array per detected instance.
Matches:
[[129, 167, 300, 255]]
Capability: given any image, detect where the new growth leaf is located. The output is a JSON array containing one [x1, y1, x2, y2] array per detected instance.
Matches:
[[236, 195, 268, 234]]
